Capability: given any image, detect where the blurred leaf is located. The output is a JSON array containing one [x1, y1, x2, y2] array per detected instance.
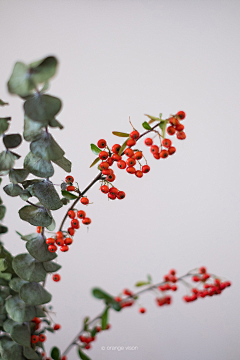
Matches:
[[89, 157, 100, 168], [19, 205, 52, 227], [24, 94, 62, 125], [159, 120, 168, 138], [20, 282, 51, 305], [90, 144, 101, 156], [61, 190, 78, 200], [9, 278, 28, 292], [20, 233, 39, 242], [112, 131, 129, 137], [7, 62, 35, 97], [12, 253, 47, 282], [0, 206, 6, 221], [46, 217, 56, 231], [9, 169, 29, 184], [0, 100, 8, 106], [147, 274, 152, 282], [144, 114, 160, 121], [30, 179, 63, 210], [11, 322, 30, 347], [23, 115, 44, 142], [0, 118, 10, 135], [5, 295, 36, 322], [0, 225, 7, 234], [52, 156, 71, 173], [101, 306, 109, 330], [29, 56, 58, 84], [142, 121, 152, 130], [49, 118, 63, 129], [78, 348, 91, 360], [26, 234, 57, 262], [3, 184, 23, 197], [45, 326, 54, 333], [3, 134, 22, 149], [92, 288, 121, 311], [23, 346, 41, 360], [30, 132, 64, 161], [43, 261, 61, 273], [3, 319, 17, 333], [135, 281, 150, 287], [0, 272, 12, 281], [118, 139, 128, 155], [61, 198, 69, 205], [0, 340, 23, 360], [0, 151, 15, 171], [51, 346, 60, 360], [0, 259, 7, 272], [24, 152, 54, 178]]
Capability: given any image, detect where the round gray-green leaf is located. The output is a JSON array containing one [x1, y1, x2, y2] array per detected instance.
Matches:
[[53, 156, 71, 172], [0, 206, 6, 221], [3, 184, 23, 197], [3, 134, 22, 149], [11, 323, 30, 347], [24, 346, 41, 360], [5, 295, 36, 322], [30, 56, 58, 84], [0, 118, 10, 136], [9, 169, 29, 184], [9, 278, 28, 292], [1, 341, 24, 360], [12, 254, 47, 282], [30, 132, 64, 161], [23, 115, 44, 142], [30, 179, 63, 210], [24, 152, 54, 178], [7, 61, 35, 97], [26, 235, 57, 262], [0, 151, 15, 171], [24, 94, 62, 124], [20, 282, 51, 305], [19, 205, 52, 227], [43, 261, 61, 273]]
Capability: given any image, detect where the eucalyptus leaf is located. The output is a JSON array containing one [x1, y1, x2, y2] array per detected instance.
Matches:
[[0, 226, 8, 235], [61, 198, 69, 205], [20, 233, 39, 242], [3, 319, 17, 334], [35, 306, 46, 318], [23, 115, 44, 142], [90, 144, 101, 156], [24, 152, 54, 178], [10, 151, 21, 160], [52, 157, 71, 172], [46, 217, 56, 231], [3, 134, 22, 149], [9, 278, 28, 292], [20, 282, 51, 305], [3, 184, 23, 197], [7, 61, 35, 97], [5, 295, 36, 322], [0, 246, 14, 274], [29, 56, 58, 84], [12, 254, 47, 282], [11, 323, 30, 347], [19, 205, 52, 227], [24, 94, 62, 125], [1, 340, 24, 360], [0, 273, 12, 281], [23, 346, 41, 360], [9, 169, 29, 184], [26, 235, 57, 262], [30, 179, 63, 210], [30, 132, 64, 161], [0, 260, 7, 272], [48, 118, 63, 129], [0, 119, 10, 136], [19, 190, 31, 201], [0, 206, 6, 221], [0, 151, 15, 171], [0, 100, 8, 106], [43, 261, 61, 273], [22, 179, 41, 189]]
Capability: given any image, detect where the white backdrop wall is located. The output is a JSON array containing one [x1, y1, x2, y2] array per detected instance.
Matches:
[[1, 1, 240, 359]]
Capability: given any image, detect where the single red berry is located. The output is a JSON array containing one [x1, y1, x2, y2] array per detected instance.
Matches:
[[99, 151, 108, 160], [139, 307, 146, 314], [68, 210, 75, 219], [170, 276, 178, 283], [56, 231, 63, 238], [164, 274, 170, 281], [65, 175, 74, 183], [202, 273, 210, 281], [177, 131, 186, 140], [171, 285, 178, 291], [106, 324, 111, 330], [160, 150, 169, 158], [67, 185, 75, 192], [96, 326, 101, 332], [124, 148, 134, 157], [117, 191, 125, 199], [167, 126, 176, 136], [81, 197, 89, 205], [102, 169, 111, 176], [100, 185, 109, 194], [127, 138, 136, 147], [71, 219, 80, 229], [48, 245, 57, 253], [135, 170, 143, 178], [112, 154, 122, 162], [46, 238, 55, 245], [115, 296, 122, 302], [117, 160, 126, 169], [54, 324, 61, 331], [64, 237, 73, 246], [56, 238, 64, 246], [168, 146, 176, 155], [36, 226, 42, 233], [192, 288, 199, 294], [142, 165, 150, 173], [169, 117, 180, 126], [32, 317, 41, 324], [68, 227, 75, 236], [109, 187, 118, 195], [39, 334, 46, 342], [82, 217, 91, 225], [175, 124, 184, 132], [153, 153, 161, 160], [150, 145, 159, 154], [31, 335, 39, 344], [112, 144, 121, 154], [60, 245, 69, 252], [169, 269, 176, 276], [107, 157, 114, 166], [99, 161, 109, 170], [126, 158, 136, 167], [85, 344, 91, 350], [225, 281, 231, 287], [53, 274, 61, 282], [130, 130, 140, 140], [176, 111, 186, 120], [108, 193, 116, 200], [62, 357, 67, 360], [97, 139, 107, 148], [199, 267, 206, 274], [123, 289, 133, 296], [126, 166, 136, 174], [77, 210, 86, 218], [107, 174, 116, 182], [192, 276, 200, 282], [108, 169, 114, 175], [133, 151, 142, 160], [162, 139, 172, 148], [145, 138, 153, 146]]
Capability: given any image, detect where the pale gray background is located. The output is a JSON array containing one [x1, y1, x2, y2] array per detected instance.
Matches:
[[0, 0, 240, 359]]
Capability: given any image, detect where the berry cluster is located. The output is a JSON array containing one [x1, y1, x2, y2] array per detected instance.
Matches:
[[46, 231, 73, 254], [30, 317, 61, 347], [100, 185, 125, 200], [78, 324, 111, 351]]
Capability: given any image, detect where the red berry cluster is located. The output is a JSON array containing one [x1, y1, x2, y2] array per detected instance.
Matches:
[[46, 231, 72, 254], [30, 317, 61, 348], [100, 185, 125, 200], [67, 207, 91, 233], [78, 324, 111, 351]]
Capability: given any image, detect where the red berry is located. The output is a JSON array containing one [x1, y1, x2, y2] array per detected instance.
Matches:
[[199, 267, 206, 274], [71, 219, 80, 229], [56, 231, 63, 238], [109, 187, 118, 195], [117, 160, 126, 169], [123, 289, 133, 296], [112, 144, 121, 154], [39, 334, 46, 342], [126, 158, 136, 167], [81, 197, 89, 205], [153, 153, 160, 160], [108, 193, 116, 200], [162, 139, 172, 148], [124, 148, 134, 157], [127, 138, 136, 147], [85, 344, 91, 350], [133, 151, 142, 160], [65, 175, 74, 183], [167, 126, 176, 136], [150, 145, 159, 154], [56, 238, 64, 246], [107, 174, 116, 182], [142, 165, 150, 173], [46, 238, 55, 245], [168, 146, 176, 155], [107, 157, 114, 166], [54, 324, 61, 330], [160, 150, 168, 158], [48, 245, 57, 253], [130, 130, 140, 140], [96, 326, 101, 332], [36, 226, 42, 233], [64, 237, 73, 245], [175, 124, 184, 132], [68, 210, 75, 219], [102, 169, 111, 176], [117, 191, 125, 199], [126, 166, 136, 174], [79, 335, 85, 342], [82, 217, 91, 225], [100, 185, 109, 194], [169, 269, 176, 276], [139, 307, 146, 314], [177, 131, 186, 140], [62, 357, 67, 360], [112, 154, 122, 162], [31, 335, 39, 344], [192, 276, 200, 282], [115, 296, 122, 302], [202, 273, 210, 281], [53, 274, 61, 282], [169, 117, 180, 126], [77, 210, 86, 218], [145, 138, 153, 146], [108, 169, 114, 175], [176, 111, 186, 120], [68, 227, 75, 236], [99, 151, 108, 160], [171, 285, 178, 291], [135, 170, 143, 178], [99, 161, 109, 170], [60, 245, 69, 252], [32, 317, 41, 324], [97, 139, 107, 148], [67, 185, 75, 191], [106, 324, 111, 330]]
